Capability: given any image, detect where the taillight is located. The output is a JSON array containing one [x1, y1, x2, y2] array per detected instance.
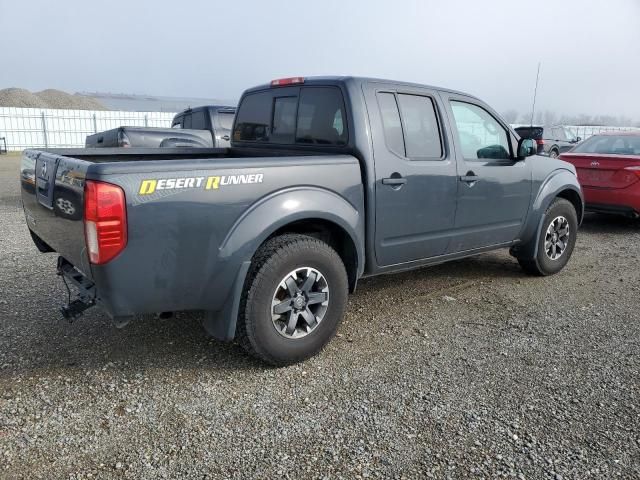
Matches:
[[271, 76, 305, 87], [117, 130, 131, 147], [84, 180, 127, 264], [624, 166, 640, 179], [535, 139, 545, 145]]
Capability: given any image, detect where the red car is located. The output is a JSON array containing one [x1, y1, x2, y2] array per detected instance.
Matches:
[[559, 132, 640, 218]]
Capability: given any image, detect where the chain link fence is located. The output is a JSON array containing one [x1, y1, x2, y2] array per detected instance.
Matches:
[[1, 106, 638, 152], [0, 107, 176, 151]]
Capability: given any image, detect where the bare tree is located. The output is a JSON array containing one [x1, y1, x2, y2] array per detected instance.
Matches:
[[502, 109, 519, 124], [543, 110, 557, 126]]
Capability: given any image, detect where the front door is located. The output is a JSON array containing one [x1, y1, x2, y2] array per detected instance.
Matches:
[[442, 95, 532, 253], [364, 83, 458, 267]]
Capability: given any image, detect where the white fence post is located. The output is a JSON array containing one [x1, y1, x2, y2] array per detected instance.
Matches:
[[40, 111, 48, 148]]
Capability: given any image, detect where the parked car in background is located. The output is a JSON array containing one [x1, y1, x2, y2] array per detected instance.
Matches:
[[560, 132, 640, 218], [515, 125, 581, 158], [86, 105, 236, 149], [22, 76, 583, 365]]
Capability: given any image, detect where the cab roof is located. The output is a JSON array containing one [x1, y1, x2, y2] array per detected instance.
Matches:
[[243, 75, 478, 100]]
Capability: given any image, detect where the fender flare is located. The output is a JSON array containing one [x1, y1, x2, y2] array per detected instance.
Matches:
[[513, 169, 583, 260], [203, 186, 364, 341]]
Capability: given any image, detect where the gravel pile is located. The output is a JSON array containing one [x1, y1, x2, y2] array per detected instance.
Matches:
[[0, 155, 639, 479], [0, 88, 44, 108], [0, 88, 107, 110]]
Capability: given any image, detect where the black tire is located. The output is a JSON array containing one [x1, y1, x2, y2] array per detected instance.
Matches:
[[53, 189, 82, 220], [549, 149, 559, 158], [518, 198, 578, 276], [236, 234, 348, 366]]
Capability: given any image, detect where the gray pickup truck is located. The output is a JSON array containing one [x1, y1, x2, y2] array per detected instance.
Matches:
[[21, 76, 583, 365], [85, 105, 236, 149]]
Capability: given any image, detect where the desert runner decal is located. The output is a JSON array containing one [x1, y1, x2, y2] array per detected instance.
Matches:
[[138, 174, 264, 195]]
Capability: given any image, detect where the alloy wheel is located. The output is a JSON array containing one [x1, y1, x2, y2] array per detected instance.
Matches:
[[544, 216, 570, 260], [271, 267, 329, 339]]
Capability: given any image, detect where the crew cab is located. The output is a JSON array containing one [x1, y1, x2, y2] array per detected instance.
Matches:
[[21, 76, 583, 365], [85, 105, 236, 149]]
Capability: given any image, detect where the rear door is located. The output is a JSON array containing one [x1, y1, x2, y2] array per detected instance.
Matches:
[[213, 109, 235, 147], [364, 82, 458, 266], [441, 94, 532, 253], [551, 127, 573, 154]]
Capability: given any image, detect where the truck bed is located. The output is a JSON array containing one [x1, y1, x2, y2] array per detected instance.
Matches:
[[20, 147, 364, 322], [42, 146, 341, 162]]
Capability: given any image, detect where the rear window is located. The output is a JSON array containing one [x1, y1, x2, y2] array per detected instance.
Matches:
[[572, 135, 640, 155], [515, 127, 543, 140], [234, 86, 348, 145]]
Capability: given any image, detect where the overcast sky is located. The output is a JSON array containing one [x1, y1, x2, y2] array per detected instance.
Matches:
[[1, 0, 639, 119]]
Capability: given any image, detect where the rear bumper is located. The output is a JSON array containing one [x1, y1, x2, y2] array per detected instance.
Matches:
[[583, 184, 640, 217]]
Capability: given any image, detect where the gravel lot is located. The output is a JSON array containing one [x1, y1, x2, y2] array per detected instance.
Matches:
[[1, 153, 639, 479]]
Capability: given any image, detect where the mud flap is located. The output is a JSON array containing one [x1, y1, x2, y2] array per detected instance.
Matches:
[[202, 261, 251, 342]]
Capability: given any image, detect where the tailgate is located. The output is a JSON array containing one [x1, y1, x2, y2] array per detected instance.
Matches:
[[560, 153, 640, 189], [21, 150, 92, 275]]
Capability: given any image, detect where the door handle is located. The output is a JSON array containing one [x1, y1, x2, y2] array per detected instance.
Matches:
[[221, 135, 230, 141], [382, 177, 407, 186], [459, 172, 479, 183]]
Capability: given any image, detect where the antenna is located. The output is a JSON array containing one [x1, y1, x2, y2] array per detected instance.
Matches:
[[529, 62, 541, 126]]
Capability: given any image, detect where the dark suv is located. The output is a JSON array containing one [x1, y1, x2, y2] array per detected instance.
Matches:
[[515, 125, 581, 158]]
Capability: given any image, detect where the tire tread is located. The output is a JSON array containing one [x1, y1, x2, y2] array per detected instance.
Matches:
[[236, 234, 346, 366]]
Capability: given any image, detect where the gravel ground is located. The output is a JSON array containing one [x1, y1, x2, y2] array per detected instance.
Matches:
[[1, 153, 639, 479]]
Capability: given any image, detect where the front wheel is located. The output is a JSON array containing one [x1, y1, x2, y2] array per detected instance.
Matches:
[[518, 198, 578, 276], [236, 234, 349, 366]]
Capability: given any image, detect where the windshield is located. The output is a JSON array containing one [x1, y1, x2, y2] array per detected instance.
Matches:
[[572, 135, 640, 155]]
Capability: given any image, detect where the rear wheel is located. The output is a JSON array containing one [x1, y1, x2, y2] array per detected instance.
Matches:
[[519, 198, 578, 276], [236, 234, 348, 366], [549, 149, 559, 158]]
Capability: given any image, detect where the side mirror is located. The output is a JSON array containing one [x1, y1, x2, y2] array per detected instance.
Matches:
[[576, 136, 581, 142], [517, 137, 536, 159]]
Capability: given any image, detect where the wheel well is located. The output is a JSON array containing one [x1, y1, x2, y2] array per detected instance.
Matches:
[[268, 219, 359, 292], [557, 189, 583, 223]]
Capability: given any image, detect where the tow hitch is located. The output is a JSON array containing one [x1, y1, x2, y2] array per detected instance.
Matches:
[[56, 257, 96, 323]]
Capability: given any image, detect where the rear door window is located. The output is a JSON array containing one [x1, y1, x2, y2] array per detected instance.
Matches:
[[397, 94, 442, 159], [183, 114, 192, 129], [552, 127, 566, 140], [218, 112, 234, 130], [191, 111, 207, 130], [377, 92, 405, 156]]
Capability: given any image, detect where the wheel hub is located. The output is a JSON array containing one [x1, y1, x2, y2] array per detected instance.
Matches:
[[293, 294, 306, 310]]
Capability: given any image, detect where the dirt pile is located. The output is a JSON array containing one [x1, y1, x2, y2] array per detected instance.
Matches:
[[0, 88, 107, 110]]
